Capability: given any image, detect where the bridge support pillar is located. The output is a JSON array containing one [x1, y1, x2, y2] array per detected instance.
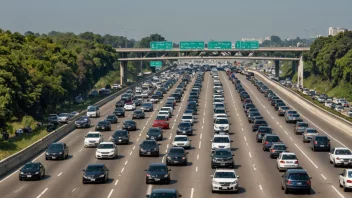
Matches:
[[274, 60, 280, 78], [297, 56, 304, 87], [120, 61, 128, 86]]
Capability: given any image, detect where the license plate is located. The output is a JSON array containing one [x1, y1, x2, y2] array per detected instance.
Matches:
[[27, 175, 32, 178], [320, 145, 325, 147], [155, 179, 160, 181], [286, 161, 293, 163], [147, 152, 151, 155], [174, 161, 178, 163], [220, 163, 225, 166], [118, 140, 122, 142], [297, 182, 302, 185], [222, 187, 228, 190], [102, 127, 105, 129], [91, 179, 95, 181], [52, 157, 56, 159]]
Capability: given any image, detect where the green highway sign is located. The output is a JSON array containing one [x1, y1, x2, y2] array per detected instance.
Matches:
[[150, 41, 173, 50], [235, 41, 259, 49], [208, 41, 232, 49], [150, 61, 162, 67], [180, 41, 204, 50]]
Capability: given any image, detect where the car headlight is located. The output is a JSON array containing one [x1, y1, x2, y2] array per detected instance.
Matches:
[[212, 181, 220, 185], [164, 174, 169, 178], [83, 175, 88, 178], [140, 148, 146, 152], [59, 152, 63, 154], [167, 156, 171, 159], [99, 174, 105, 178], [158, 134, 161, 137], [212, 158, 217, 162], [146, 135, 149, 138], [96, 151, 101, 154], [153, 148, 159, 151], [20, 172, 24, 174], [109, 151, 115, 154], [35, 172, 39, 174], [231, 181, 238, 185], [46, 153, 49, 155], [214, 126, 219, 129]]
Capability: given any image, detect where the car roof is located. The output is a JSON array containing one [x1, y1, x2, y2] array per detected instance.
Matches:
[[100, 142, 114, 145], [214, 148, 231, 152], [281, 152, 296, 155], [87, 131, 101, 134], [215, 169, 236, 173], [87, 163, 104, 167], [175, 135, 188, 138], [214, 134, 230, 138], [149, 163, 166, 167], [151, 188, 177, 194], [169, 147, 184, 150], [334, 147, 351, 150], [182, 113, 193, 116]]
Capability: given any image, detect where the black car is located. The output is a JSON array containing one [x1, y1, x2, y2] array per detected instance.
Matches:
[[310, 135, 331, 151], [146, 127, 163, 141], [244, 104, 256, 113], [82, 164, 109, 184], [111, 130, 130, 145], [145, 163, 171, 184], [46, 121, 59, 132], [139, 140, 160, 157], [166, 147, 188, 166], [256, 126, 273, 143], [281, 169, 311, 194], [252, 119, 268, 132], [95, 121, 111, 131], [115, 100, 125, 107], [133, 109, 145, 119], [133, 99, 143, 106], [141, 103, 154, 112], [147, 188, 182, 198], [75, 116, 91, 128], [114, 107, 125, 117], [45, 142, 69, 160], [211, 148, 234, 168], [19, 162, 45, 181], [106, 115, 118, 124], [122, 120, 137, 131], [248, 112, 261, 123], [275, 102, 286, 111], [177, 122, 193, 135]]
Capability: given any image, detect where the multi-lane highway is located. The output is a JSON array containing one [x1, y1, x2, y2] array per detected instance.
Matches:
[[1, 67, 352, 198]]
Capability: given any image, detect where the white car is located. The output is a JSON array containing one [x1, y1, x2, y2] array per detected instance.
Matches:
[[58, 113, 71, 123], [317, 97, 326, 103], [84, 131, 103, 147], [96, 142, 118, 159], [211, 169, 239, 193], [161, 107, 173, 114], [181, 114, 194, 125], [276, 152, 299, 171], [158, 110, 171, 118], [329, 147, 352, 167], [213, 114, 227, 122], [214, 118, 230, 133], [324, 101, 333, 108], [87, 106, 100, 118], [172, 135, 191, 149], [124, 103, 136, 111], [211, 134, 232, 152], [338, 169, 352, 191], [141, 91, 149, 98], [213, 108, 227, 120], [112, 84, 121, 89]]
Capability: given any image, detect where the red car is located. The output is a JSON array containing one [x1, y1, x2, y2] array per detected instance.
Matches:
[[153, 116, 170, 129]]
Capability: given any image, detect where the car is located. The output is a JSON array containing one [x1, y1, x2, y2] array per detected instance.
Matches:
[[45, 142, 69, 160], [211, 169, 239, 193], [252, 119, 268, 132], [124, 102, 136, 111], [329, 147, 352, 167], [310, 135, 330, 151], [132, 109, 145, 119], [19, 162, 45, 181], [106, 115, 118, 124], [211, 134, 232, 152], [211, 148, 234, 168], [95, 120, 111, 131], [46, 121, 59, 132], [181, 114, 194, 125], [75, 116, 91, 128], [338, 169, 352, 192], [48, 114, 59, 123], [146, 127, 163, 141], [145, 163, 171, 184], [285, 113, 302, 123], [114, 107, 125, 117], [256, 126, 273, 143], [112, 84, 121, 89], [262, 134, 281, 151], [84, 131, 103, 148], [277, 152, 299, 171], [158, 110, 171, 118], [153, 115, 170, 129], [161, 106, 173, 114], [281, 169, 311, 194], [139, 140, 160, 157], [122, 120, 137, 131], [278, 106, 290, 116], [269, 143, 288, 158], [335, 105, 344, 113], [302, 128, 319, 143], [141, 102, 154, 112], [149, 95, 160, 103], [133, 99, 143, 106], [293, 122, 308, 135], [172, 135, 191, 149], [115, 99, 126, 107], [166, 147, 188, 166], [111, 130, 130, 145], [246, 108, 258, 116], [146, 189, 182, 198], [214, 117, 230, 133], [96, 142, 118, 159], [87, 106, 100, 118], [176, 122, 193, 136], [57, 113, 71, 123], [82, 164, 109, 184]]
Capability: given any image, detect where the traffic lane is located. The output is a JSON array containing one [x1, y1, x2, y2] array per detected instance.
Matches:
[[238, 75, 349, 197], [236, 74, 343, 197], [254, 74, 352, 148]]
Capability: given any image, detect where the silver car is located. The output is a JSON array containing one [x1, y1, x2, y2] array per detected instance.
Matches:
[[302, 128, 319, 143]]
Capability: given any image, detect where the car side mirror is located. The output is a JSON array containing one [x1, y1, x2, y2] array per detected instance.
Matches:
[[82, 169, 85, 171], [168, 169, 171, 171], [186, 152, 189, 154], [340, 173, 343, 176], [231, 140, 233, 142], [158, 143, 161, 145], [179, 195, 182, 198], [232, 154, 234, 156], [309, 177, 312, 179], [281, 175, 284, 177], [210, 175, 214, 178], [237, 176, 240, 178], [146, 195, 150, 198], [210, 140, 212, 142], [145, 169, 147, 171]]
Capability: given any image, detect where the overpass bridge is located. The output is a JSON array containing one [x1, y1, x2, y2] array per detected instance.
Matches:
[[116, 47, 308, 86]]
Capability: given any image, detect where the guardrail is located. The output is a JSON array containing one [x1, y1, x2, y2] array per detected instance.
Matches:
[[0, 66, 173, 178], [250, 70, 352, 130]]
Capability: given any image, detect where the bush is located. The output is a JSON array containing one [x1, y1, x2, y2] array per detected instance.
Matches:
[[105, 84, 111, 89], [21, 116, 35, 128]]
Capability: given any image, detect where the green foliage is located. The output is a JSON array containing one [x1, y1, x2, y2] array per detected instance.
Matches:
[[21, 116, 35, 128]]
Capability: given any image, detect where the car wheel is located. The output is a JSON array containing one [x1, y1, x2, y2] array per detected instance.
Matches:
[[82, 180, 86, 184], [330, 159, 333, 164], [312, 147, 315, 152], [344, 184, 348, 192], [339, 179, 343, 188], [212, 190, 215, 193], [284, 187, 289, 194], [306, 189, 311, 194], [184, 160, 188, 166], [146, 179, 149, 184], [334, 160, 338, 167]]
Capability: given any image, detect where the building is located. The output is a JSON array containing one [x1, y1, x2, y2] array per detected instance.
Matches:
[[328, 27, 348, 36], [241, 37, 264, 44]]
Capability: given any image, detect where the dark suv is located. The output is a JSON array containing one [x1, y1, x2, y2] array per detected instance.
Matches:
[[111, 130, 130, 145], [256, 126, 273, 143], [45, 142, 69, 160], [310, 135, 330, 151], [281, 169, 311, 194], [211, 148, 234, 168], [166, 147, 188, 166], [252, 119, 268, 132], [262, 134, 282, 151], [147, 189, 182, 198], [145, 163, 171, 184]]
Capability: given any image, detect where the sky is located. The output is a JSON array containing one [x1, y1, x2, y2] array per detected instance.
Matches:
[[0, 0, 351, 42]]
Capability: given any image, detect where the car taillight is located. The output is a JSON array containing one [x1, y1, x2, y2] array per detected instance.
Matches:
[[146, 174, 150, 177], [336, 157, 341, 160], [347, 180, 352, 183], [287, 180, 292, 184], [314, 141, 318, 144], [265, 141, 269, 144], [271, 149, 275, 153], [306, 180, 311, 185], [295, 160, 299, 164], [280, 160, 285, 164]]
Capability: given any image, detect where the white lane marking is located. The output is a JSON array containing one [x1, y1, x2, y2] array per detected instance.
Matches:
[[133, 146, 135, 150], [195, 167, 198, 172], [290, 137, 293, 141], [169, 136, 172, 140], [253, 164, 257, 171], [331, 185, 345, 198], [139, 133, 141, 137], [321, 174, 327, 180], [199, 141, 202, 149], [124, 161, 128, 165], [239, 118, 241, 122], [72, 188, 76, 192], [146, 184, 153, 195], [237, 113, 239, 117], [249, 152, 252, 158], [108, 137, 111, 140], [271, 116, 274, 119], [201, 125, 203, 129], [107, 189, 114, 198], [130, 151, 133, 155], [259, 184, 263, 191], [241, 128, 244, 131], [36, 188, 48, 198], [197, 154, 199, 160], [276, 122, 279, 125], [121, 167, 125, 173], [165, 149, 168, 153], [57, 172, 62, 177], [190, 188, 194, 198], [284, 130, 288, 135], [115, 180, 119, 186], [202, 118, 204, 124], [246, 142, 249, 146], [162, 156, 165, 163], [240, 123, 242, 126], [167, 144, 169, 149], [200, 133, 202, 140], [244, 136, 247, 141], [280, 125, 283, 129], [294, 143, 318, 168]]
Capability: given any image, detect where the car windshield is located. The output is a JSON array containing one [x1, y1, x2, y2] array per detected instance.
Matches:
[[273, 145, 286, 150], [23, 164, 39, 170], [169, 149, 184, 154], [213, 137, 230, 143], [348, 171, 352, 178], [282, 155, 297, 160], [98, 144, 114, 149], [142, 141, 157, 146], [215, 109, 226, 114], [47, 144, 63, 151], [156, 116, 167, 120], [258, 128, 271, 133], [107, 116, 115, 119], [86, 165, 104, 172], [59, 113, 69, 117], [245, 105, 255, 109], [179, 123, 191, 127], [78, 117, 88, 121], [297, 123, 308, 127], [292, 114, 300, 117], [266, 136, 280, 142], [86, 133, 100, 138], [148, 166, 167, 172], [134, 110, 142, 114], [116, 108, 124, 111], [287, 111, 297, 115], [255, 120, 267, 125], [98, 121, 107, 125], [113, 131, 127, 136], [88, 106, 96, 111], [281, 107, 289, 110], [142, 103, 152, 107], [174, 137, 188, 141], [289, 173, 310, 180], [124, 121, 135, 124], [214, 150, 232, 157], [150, 193, 177, 198], [306, 129, 317, 133], [315, 136, 329, 141], [215, 119, 229, 124], [336, 150, 352, 155], [214, 172, 236, 178], [182, 116, 192, 119]]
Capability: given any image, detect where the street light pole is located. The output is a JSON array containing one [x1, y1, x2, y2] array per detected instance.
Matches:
[[121, 28, 135, 48], [312, 29, 318, 38], [300, 29, 308, 46]]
